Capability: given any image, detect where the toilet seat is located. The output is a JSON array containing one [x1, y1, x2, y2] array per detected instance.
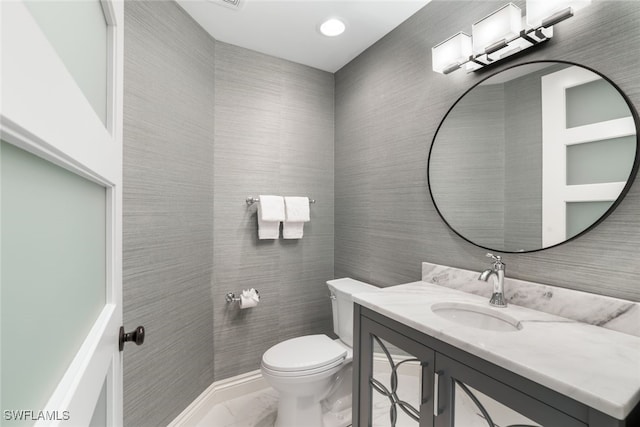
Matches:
[[262, 357, 345, 378], [262, 334, 347, 377]]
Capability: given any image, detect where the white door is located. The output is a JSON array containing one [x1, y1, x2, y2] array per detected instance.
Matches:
[[1, 1, 124, 425], [541, 65, 636, 247]]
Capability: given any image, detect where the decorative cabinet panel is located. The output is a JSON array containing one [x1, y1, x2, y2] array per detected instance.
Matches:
[[371, 336, 422, 426], [355, 313, 435, 427], [354, 305, 637, 427]]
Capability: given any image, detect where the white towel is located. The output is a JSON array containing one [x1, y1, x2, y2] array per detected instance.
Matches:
[[283, 196, 310, 239], [257, 195, 284, 239]]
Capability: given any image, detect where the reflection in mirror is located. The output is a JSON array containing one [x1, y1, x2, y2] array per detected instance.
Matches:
[[428, 62, 639, 253]]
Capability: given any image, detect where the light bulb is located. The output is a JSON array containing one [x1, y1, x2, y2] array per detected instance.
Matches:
[[320, 18, 346, 37]]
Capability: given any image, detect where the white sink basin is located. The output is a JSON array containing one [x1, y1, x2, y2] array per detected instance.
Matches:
[[431, 302, 523, 332]]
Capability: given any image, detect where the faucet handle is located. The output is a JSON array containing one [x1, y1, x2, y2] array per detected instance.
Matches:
[[486, 253, 505, 268], [486, 253, 501, 262]]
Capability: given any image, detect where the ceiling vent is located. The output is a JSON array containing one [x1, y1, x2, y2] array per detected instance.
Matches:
[[207, 0, 244, 11]]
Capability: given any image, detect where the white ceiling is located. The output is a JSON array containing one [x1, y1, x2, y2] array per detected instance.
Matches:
[[177, 0, 432, 73]]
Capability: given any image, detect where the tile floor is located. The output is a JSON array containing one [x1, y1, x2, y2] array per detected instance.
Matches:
[[193, 373, 420, 427], [192, 364, 537, 426], [195, 388, 278, 427]]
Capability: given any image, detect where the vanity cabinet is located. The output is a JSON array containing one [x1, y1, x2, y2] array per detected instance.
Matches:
[[353, 305, 637, 427]]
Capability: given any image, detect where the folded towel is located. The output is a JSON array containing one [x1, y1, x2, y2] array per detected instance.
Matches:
[[259, 195, 285, 221], [283, 197, 310, 239], [257, 195, 284, 239], [283, 197, 310, 222]]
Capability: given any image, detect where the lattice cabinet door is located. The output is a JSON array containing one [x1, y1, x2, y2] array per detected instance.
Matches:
[[433, 354, 586, 427], [356, 315, 436, 427]]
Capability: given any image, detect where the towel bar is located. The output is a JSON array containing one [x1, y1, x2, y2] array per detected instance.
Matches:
[[246, 196, 316, 206]]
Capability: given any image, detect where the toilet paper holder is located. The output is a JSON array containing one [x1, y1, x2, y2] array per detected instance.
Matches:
[[225, 289, 260, 303]]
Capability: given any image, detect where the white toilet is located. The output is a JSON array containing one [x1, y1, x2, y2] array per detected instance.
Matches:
[[261, 278, 378, 427]]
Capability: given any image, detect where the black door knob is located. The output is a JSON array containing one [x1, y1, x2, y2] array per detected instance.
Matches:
[[119, 326, 145, 351]]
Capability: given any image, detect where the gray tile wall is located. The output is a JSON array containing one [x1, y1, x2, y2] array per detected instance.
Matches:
[[123, 2, 215, 425], [335, 0, 640, 301], [124, 5, 335, 421], [213, 41, 335, 379], [124, 4, 335, 422]]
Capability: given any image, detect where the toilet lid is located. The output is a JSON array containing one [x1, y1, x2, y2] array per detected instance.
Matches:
[[262, 335, 347, 372]]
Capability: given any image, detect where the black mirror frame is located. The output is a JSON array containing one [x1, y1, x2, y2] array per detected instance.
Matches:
[[427, 60, 640, 254]]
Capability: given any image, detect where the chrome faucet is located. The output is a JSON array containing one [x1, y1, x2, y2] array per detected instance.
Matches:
[[478, 253, 507, 308]]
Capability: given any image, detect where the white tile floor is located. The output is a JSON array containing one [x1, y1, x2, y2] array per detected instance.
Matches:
[[194, 388, 279, 427], [192, 380, 539, 427], [193, 373, 421, 427]]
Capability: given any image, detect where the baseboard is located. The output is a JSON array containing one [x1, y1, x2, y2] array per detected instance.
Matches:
[[168, 370, 268, 427]]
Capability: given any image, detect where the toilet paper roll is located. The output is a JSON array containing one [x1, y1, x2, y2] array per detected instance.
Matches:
[[239, 294, 258, 309], [239, 288, 259, 309]]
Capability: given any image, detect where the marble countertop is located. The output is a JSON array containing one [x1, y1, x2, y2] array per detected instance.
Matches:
[[352, 281, 640, 420]]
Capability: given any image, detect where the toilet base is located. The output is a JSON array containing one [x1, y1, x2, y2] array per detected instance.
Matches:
[[273, 394, 352, 427], [274, 394, 324, 427]]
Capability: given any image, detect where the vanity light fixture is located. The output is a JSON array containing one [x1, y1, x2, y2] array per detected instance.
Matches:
[[320, 18, 346, 37], [432, 0, 591, 74], [472, 3, 522, 56], [526, 0, 591, 28], [432, 32, 472, 74]]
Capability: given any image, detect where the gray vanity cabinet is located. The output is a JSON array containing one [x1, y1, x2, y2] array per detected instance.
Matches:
[[353, 305, 635, 427]]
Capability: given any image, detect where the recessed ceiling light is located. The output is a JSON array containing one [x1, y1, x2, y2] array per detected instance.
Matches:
[[320, 18, 346, 37]]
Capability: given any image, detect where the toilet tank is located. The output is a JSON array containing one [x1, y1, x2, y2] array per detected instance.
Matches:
[[327, 278, 379, 347]]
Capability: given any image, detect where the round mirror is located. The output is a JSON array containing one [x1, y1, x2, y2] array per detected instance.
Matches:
[[428, 61, 639, 253]]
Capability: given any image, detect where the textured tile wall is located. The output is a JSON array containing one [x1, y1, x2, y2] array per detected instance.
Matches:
[[213, 42, 335, 379], [335, 0, 640, 301], [123, 5, 335, 421], [123, 2, 215, 425]]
